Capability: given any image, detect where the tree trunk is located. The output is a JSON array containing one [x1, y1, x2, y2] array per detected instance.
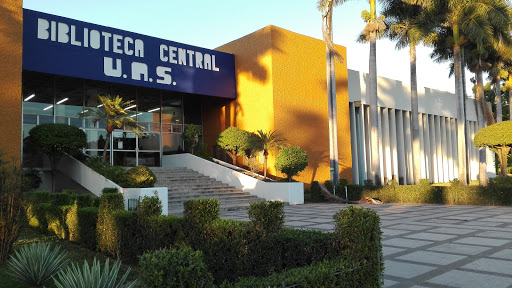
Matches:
[[498, 146, 510, 177], [263, 150, 268, 178], [476, 69, 488, 185], [495, 77, 502, 122], [103, 125, 114, 163], [410, 44, 421, 184], [369, 0, 381, 185], [509, 89, 512, 121], [324, 4, 339, 185], [454, 43, 467, 185]]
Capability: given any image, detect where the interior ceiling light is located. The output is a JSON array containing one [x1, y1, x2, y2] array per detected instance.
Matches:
[[130, 112, 142, 118], [56, 98, 69, 104], [24, 94, 35, 101], [125, 105, 136, 110], [43, 105, 53, 111], [148, 108, 160, 112], [97, 104, 104, 108]]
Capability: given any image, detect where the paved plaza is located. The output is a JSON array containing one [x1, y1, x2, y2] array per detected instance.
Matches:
[[221, 203, 512, 288]]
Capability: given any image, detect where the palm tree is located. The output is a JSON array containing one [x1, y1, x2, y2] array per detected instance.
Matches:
[[318, 0, 344, 185], [80, 95, 145, 162], [253, 130, 286, 178], [464, 0, 511, 185], [428, 0, 511, 184], [381, 0, 436, 184]]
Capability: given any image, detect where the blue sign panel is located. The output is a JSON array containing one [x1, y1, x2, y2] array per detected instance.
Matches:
[[22, 9, 236, 99]]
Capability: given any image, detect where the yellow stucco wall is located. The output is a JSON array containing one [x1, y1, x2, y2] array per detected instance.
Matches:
[[214, 25, 351, 183], [0, 0, 23, 161]]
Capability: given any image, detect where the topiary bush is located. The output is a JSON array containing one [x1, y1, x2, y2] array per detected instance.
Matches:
[[136, 196, 162, 219], [276, 146, 308, 181], [77, 207, 99, 250], [184, 198, 220, 228], [118, 165, 156, 188], [139, 247, 214, 288], [248, 201, 285, 234], [182, 124, 201, 154], [333, 206, 383, 287], [97, 192, 125, 256], [309, 181, 324, 202]]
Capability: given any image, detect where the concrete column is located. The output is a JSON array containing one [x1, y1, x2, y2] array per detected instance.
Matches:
[[435, 116, 443, 183], [349, 103, 359, 184], [418, 113, 426, 179], [364, 106, 372, 182], [429, 115, 437, 183], [396, 110, 407, 184], [378, 108, 385, 184], [447, 118, 454, 181], [382, 108, 392, 183], [423, 114, 432, 182], [390, 109, 398, 182]]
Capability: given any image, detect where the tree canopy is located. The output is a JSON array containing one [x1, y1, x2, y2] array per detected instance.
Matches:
[[474, 121, 512, 177], [276, 146, 308, 182]]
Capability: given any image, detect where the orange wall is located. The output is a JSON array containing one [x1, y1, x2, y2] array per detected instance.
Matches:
[[215, 26, 352, 184], [0, 1, 23, 161]]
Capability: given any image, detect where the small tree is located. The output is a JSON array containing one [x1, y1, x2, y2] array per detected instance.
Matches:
[[276, 146, 308, 182], [182, 125, 201, 154], [79, 95, 145, 162], [474, 121, 512, 177], [216, 127, 250, 165], [253, 130, 286, 178], [29, 123, 87, 192], [0, 157, 29, 264]]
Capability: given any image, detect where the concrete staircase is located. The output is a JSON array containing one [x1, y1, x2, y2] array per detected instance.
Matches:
[[151, 167, 265, 215]]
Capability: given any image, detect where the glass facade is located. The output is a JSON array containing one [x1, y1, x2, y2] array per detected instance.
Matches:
[[22, 71, 203, 167]]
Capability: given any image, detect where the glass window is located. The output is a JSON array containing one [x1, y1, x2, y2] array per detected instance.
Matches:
[[138, 152, 160, 166], [162, 133, 183, 154], [137, 87, 161, 132], [113, 131, 136, 150], [22, 71, 54, 116], [85, 130, 107, 150], [54, 76, 84, 125], [139, 133, 160, 151], [113, 151, 136, 167], [184, 95, 202, 125]]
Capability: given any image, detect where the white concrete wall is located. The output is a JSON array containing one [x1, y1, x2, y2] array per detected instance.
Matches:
[[348, 69, 492, 185], [162, 153, 304, 205], [57, 154, 169, 214]]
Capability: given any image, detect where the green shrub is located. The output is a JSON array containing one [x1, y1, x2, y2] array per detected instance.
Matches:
[[117, 165, 156, 188], [111, 211, 138, 263], [7, 242, 68, 287], [136, 196, 162, 219], [184, 198, 220, 227], [26, 202, 51, 232], [101, 187, 119, 194], [77, 207, 99, 250], [75, 194, 94, 208], [310, 181, 324, 202], [362, 179, 439, 204], [29, 191, 51, 203], [139, 247, 214, 288], [182, 124, 201, 154], [66, 203, 79, 243], [54, 258, 137, 288], [333, 206, 383, 287], [195, 219, 251, 283], [225, 258, 356, 288], [46, 205, 71, 239], [276, 146, 308, 181], [52, 192, 73, 206], [23, 168, 42, 191], [97, 193, 125, 256], [324, 180, 334, 193], [248, 201, 285, 234]]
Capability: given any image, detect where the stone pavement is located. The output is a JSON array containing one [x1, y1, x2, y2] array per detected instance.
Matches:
[[221, 203, 512, 288]]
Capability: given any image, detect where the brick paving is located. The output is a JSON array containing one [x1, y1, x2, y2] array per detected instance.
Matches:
[[221, 203, 512, 288]]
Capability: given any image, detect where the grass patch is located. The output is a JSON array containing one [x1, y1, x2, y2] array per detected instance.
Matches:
[[0, 226, 140, 288]]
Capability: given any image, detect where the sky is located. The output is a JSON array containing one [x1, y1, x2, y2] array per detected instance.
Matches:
[[23, 0, 473, 94]]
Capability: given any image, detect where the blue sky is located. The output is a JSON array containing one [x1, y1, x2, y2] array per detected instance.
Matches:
[[23, 0, 471, 94]]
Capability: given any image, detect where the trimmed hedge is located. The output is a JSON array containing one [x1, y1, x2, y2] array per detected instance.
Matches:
[[97, 192, 125, 256], [76, 207, 99, 250], [118, 165, 157, 188], [361, 177, 512, 206], [184, 198, 220, 227], [248, 201, 285, 234], [139, 247, 215, 288], [224, 258, 359, 288], [334, 206, 383, 287]]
